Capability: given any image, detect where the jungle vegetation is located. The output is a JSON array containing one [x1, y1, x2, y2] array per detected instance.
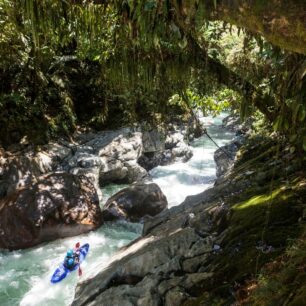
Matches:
[[0, 0, 305, 151]]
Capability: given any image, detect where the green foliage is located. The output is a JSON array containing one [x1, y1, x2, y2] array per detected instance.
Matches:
[[0, 0, 305, 151], [185, 87, 235, 116]]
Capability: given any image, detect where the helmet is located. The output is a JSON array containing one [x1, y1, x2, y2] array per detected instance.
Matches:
[[67, 249, 73, 257], [75, 242, 80, 248], [68, 258, 74, 267]]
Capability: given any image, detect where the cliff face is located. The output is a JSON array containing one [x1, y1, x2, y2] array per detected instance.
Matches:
[[71, 133, 306, 306]]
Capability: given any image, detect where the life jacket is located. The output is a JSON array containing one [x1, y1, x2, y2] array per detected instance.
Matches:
[[64, 255, 75, 269]]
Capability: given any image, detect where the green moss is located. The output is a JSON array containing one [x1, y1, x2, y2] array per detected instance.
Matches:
[[233, 189, 282, 210], [185, 174, 305, 306]]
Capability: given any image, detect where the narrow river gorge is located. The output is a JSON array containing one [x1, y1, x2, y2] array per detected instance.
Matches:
[[0, 114, 234, 306]]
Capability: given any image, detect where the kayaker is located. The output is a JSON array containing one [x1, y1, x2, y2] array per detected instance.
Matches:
[[63, 242, 82, 275], [64, 249, 75, 270]]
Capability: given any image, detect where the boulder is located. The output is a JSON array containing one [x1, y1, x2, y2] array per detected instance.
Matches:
[[89, 130, 148, 186], [2, 155, 42, 196], [142, 130, 165, 153], [0, 172, 102, 250], [165, 132, 184, 150], [171, 142, 193, 162], [63, 129, 148, 191], [0, 142, 73, 198], [164, 132, 193, 163], [138, 131, 193, 171], [37, 141, 73, 172], [214, 137, 244, 177], [99, 160, 148, 186], [98, 132, 143, 161], [222, 114, 253, 135], [137, 152, 164, 171], [102, 183, 167, 222]]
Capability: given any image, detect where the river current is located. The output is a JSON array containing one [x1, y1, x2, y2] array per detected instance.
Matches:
[[0, 114, 234, 306]]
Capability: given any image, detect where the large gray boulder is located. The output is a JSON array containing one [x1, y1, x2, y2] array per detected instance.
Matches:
[[66, 130, 148, 198], [142, 130, 165, 153], [222, 114, 253, 134], [138, 131, 193, 171], [0, 142, 73, 198], [0, 173, 102, 250], [81, 130, 148, 186], [102, 183, 167, 222]]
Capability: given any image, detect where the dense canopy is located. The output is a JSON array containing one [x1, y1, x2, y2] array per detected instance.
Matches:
[[0, 0, 305, 150]]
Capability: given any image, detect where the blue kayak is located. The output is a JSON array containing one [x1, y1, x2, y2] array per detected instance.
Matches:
[[51, 243, 89, 284]]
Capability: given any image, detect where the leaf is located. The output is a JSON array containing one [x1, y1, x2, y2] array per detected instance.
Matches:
[[303, 137, 306, 152]]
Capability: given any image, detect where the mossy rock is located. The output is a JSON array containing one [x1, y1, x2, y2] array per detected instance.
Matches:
[[184, 136, 306, 306]]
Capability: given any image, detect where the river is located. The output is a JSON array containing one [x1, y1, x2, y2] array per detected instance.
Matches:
[[0, 113, 234, 306]]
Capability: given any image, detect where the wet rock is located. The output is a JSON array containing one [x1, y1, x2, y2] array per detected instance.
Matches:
[[214, 139, 243, 177], [0, 143, 73, 198], [0, 173, 101, 250], [2, 156, 42, 196], [165, 289, 188, 306], [138, 131, 193, 171], [142, 130, 165, 153], [98, 132, 143, 162], [102, 183, 167, 222], [182, 254, 209, 273], [222, 114, 253, 135], [165, 132, 184, 150], [137, 152, 163, 171]]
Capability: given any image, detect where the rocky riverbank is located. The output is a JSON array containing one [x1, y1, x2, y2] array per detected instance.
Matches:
[[71, 127, 306, 305], [0, 123, 198, 250]]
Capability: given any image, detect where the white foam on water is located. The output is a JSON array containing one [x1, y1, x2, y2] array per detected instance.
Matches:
[[18, 221, 142, 306], [150, 113, 234, 207]]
